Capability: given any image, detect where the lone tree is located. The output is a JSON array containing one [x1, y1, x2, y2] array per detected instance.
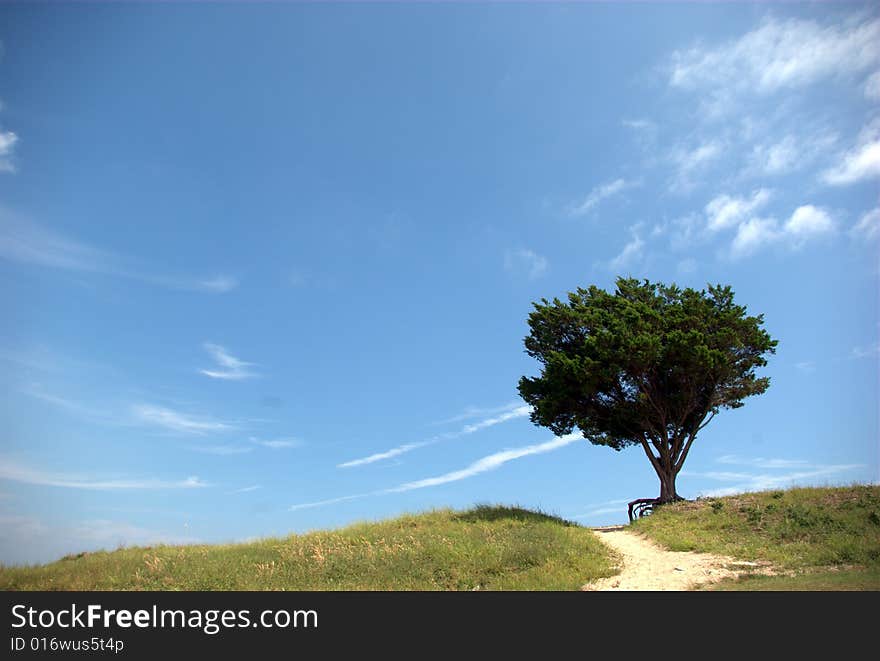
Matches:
[[517, 277, 777, 504]]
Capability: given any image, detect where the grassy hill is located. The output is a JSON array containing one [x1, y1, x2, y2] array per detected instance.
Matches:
[[0, 506, 617, 591], [630, 485, 880, 590], [3, 486, 878, 591]]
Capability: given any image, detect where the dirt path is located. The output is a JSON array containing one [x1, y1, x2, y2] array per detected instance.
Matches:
[[583, 526, 767, 591]]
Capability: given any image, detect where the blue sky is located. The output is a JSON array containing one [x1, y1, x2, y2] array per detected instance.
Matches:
[[0, 3, 878, 565]]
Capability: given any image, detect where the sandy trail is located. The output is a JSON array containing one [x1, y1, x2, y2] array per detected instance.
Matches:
[[583, 526, 766, 591]]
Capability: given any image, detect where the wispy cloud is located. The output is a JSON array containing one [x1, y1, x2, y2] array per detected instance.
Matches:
[[193, 276, 238, 293], [730, 217, 779, 258], [431, 401, 523, 425], [851, 341, 880, 359], [715, 455, 811, 470], [133, 404, 233, 435], [668, 15, 880, 104], [250, 437, 302, 449], [684, 456, 864, 497], [729, 204, 835, 259], [669, 140, 723, 192], [745, 132, 837, 178], [389, 433, 582, 493], [0, 210, 237, 293], [504, 249, 547, 280], [20, 385, 122, 427], [622, 119, 655, 132], [289, 493, 372, 512], [292, 432, 583, 511], [189, 444, 254, 456], [567, 178, 634, 217], [850, 208, 880, 241], [0, 129, 19, 173], [460, 405, 531, 434], [866, 70, 880, 100], [609, 227, 644, 271], [821, 118, 880, 186], [0, 457, 207, 490], [794, 361, 816, 374], [0, 515, 199, 565], [783, 205, 835, 246], [199, 343, 259, 380], [570, 498, 632, 520], [705, 189, 772, 232], [337, 404, 531, 468], [229, 485, 261, 494]]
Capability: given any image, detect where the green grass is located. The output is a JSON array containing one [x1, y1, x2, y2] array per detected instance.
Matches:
[[630, 485, 880, 590], [0, 505, 617, 591], [712, 567, 880, 591]]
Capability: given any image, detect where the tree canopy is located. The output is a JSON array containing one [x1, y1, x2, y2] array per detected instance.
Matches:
[[517, 277, 777, 503]]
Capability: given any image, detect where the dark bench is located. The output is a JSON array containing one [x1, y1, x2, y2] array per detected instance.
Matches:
[[627, 498, 661, 522]]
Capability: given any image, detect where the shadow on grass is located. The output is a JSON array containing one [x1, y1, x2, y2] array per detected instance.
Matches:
[[453, 504, 577, 527]]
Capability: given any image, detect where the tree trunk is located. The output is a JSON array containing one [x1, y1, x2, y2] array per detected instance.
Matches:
[[657, 467, 680, 504]]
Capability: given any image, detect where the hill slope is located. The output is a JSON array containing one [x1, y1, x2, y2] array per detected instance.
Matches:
[[630, 485, 880, 590], [0, 506, 617, 591]]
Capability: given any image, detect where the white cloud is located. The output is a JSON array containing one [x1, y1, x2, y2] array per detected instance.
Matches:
[[0, 515, 49, 541], [677, 258, 697, 274], [622, 119, 655, 132], [821, 119, 880, 186], [294, 432, 584, 511], [730, 217, 780, 258], [229, 485, 261, 494], [250, 437, 302, 449], [686, 461, 865, 497], [199, 343, 258, 380], [20, 385, 121, 426], [338, 403, 531, 468], [133, 404, 233, 435], [669, 16, 880, 96], [744, 131, 838, 178], [0, 210, 238, 293], [783, 205, 835, 245], [431, 400, 523, 425], [794, 361, 816, 374], [67, 519, 197, 547], [388, 432, 582, 492], [338, 442, 429, 469], [195, 276, 238, 293], [460, 405, 530, 434], [0, 457, 207, 490], [866, 70, 880, 100], [729, 205, 834, 258], [0, 516, 199, 565], [0, 129, 18, 173], [754, 136, 798, 174], [851, 208, 880, 240], [289, 493, 372, 512], [851, 341, 880, 359], [504, 249, 548, 280], [715, 455, 811, 469], [570, 498, 631, 520], [705, 189, 772, 232], [669, 140, 723, 191], [609, 229, 644, 271], [666, 213, 703, 251], [0, 210, 112, 271], [567, 178, 633, 216], [190, 444, 254, 456]]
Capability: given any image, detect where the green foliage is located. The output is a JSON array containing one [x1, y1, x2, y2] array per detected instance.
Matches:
[[0, 506, 617, 591], [518, 277, 777, 500], [519, 277, 777, 449]]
